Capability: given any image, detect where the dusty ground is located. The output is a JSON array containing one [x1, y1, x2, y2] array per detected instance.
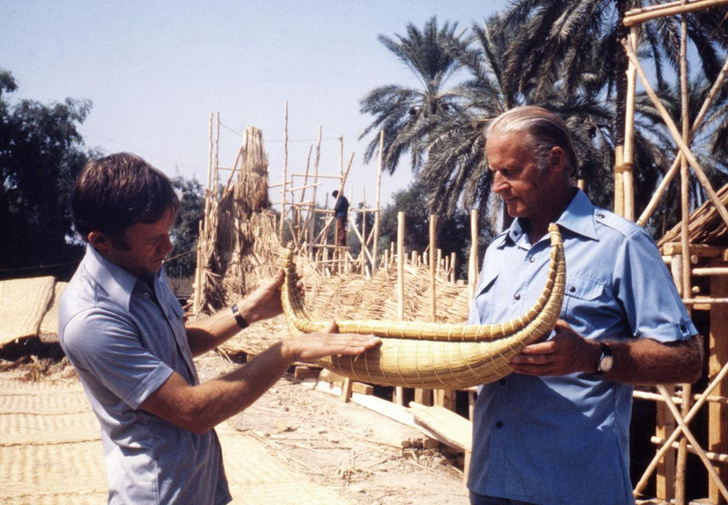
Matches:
[[1, 344, 469, 505], [196, 352, 470, 505]]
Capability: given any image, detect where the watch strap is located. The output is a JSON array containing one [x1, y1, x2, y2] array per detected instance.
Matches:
[[231, 303, 249, 329]]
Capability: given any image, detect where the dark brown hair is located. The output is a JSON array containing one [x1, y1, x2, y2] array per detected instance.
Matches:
[[72, 153, 179, 243]]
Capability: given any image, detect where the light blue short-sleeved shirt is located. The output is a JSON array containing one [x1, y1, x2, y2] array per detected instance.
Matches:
[[59, 246, 232, 505], [467, 190, 696, 505]]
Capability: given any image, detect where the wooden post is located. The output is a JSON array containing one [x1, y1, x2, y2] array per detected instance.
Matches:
[[675, 11, 691, 503], [309, 127, 322, 255], [622, 26, 638, 221], [469, 210, 479, 304], [415, 215, 437, 407], [395, 212, 406, 406], [614, 145, 625, 217], [709, 256, 728, 504], [372, 130, 384, 275], [279, 101, 288, 242], [429, 215, 437, 321]]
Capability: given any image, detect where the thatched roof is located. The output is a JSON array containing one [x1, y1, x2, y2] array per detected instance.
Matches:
[[658, 183, 728, 247]]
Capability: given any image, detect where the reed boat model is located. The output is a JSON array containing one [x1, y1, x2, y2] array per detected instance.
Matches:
[[281, 224, 566, 388]]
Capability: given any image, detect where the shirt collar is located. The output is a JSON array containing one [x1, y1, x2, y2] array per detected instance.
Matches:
[[81, 245, 138, 312], [498, 188, 599, 249], [556, 189, 599, 241]]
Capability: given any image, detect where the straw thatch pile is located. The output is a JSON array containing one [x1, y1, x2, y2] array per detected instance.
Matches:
[[221, 256, 471, 356], [196, 126, 281, 313]]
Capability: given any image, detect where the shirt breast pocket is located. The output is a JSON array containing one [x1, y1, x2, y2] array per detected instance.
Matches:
[[562, 273, 607, 335], [471, 271, 499, 324]]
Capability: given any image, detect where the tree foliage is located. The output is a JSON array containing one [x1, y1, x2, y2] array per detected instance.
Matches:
[[0, 70, 93, 280], [360, 10, 728, 240], [377, 180, 481, 279], [165, 175, 205, 279]]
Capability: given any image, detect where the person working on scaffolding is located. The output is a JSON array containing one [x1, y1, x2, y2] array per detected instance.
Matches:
[[58, 152, 379, 504], [332, 189, 349, 247], [467, 106, 703, 505]]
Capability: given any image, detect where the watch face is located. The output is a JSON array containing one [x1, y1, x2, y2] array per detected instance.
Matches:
[[598, 355, 614, 373]]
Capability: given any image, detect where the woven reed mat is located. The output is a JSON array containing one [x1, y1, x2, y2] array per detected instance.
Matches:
[[0, 276, 56, 346], [39, 281, 67, 343], [0, 377, 351, 504]]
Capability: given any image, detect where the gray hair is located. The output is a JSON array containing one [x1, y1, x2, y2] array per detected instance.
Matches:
[[487, 106, 578, 176]]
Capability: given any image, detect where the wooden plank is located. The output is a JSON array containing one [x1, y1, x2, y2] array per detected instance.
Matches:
[[709, 258, 728, 503], [409, 402, 472, 453], [661, 243, 723, 257]]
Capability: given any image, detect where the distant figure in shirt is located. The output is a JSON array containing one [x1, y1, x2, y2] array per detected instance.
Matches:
[[332, 190, 349, 246]]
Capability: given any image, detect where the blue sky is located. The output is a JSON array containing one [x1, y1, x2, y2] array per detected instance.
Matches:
[[1, 1, 509, 207]]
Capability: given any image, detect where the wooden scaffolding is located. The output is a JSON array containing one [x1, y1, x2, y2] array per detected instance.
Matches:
[[618, 1, 728, 503]]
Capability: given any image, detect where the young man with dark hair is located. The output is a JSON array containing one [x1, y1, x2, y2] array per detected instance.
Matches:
[[59, 153, 379, 504]]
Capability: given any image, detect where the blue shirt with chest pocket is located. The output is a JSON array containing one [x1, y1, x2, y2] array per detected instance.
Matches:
[[467, 190, 696, 505], [59, 245, 232, 504]]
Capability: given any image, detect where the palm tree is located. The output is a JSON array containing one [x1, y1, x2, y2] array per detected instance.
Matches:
[[498, 0, 728, 208], [358, 16, 468, 175], [419, 16, 616, 223]]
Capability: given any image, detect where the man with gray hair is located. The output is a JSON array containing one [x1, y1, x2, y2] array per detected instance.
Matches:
[[467, 106, 702, 505]]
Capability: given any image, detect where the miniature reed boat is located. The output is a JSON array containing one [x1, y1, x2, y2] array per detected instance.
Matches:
[[281, 224, 565, 388]]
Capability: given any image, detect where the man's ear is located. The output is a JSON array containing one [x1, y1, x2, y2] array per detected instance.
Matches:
[[549, 146, 566, 173], [87, 231, 111, 252]]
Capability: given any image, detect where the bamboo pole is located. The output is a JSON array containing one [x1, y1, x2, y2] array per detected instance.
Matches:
[[214, 113, 220, 203], [279, 102, 289, 242], [635, 362, 728, 496], [309, 127, 322, 255], [657, 384, 728, 502], [637, 53, 728, 226], [622, 27, 638, 221], [469, 210, 479, 304], [625, 0, 728, 26], [429, 215, 437, 321], [651, 437, 728, 464], [624, 40, 728, 230], [675, 10, 691, 502], [709, 259, 728, 503], [396, 211, 406, 406], [372, 130, 384, 274], [615, 145, 625, 217]]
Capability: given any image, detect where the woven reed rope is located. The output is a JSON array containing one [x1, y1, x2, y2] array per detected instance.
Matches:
[[282, 224, 566, 388]]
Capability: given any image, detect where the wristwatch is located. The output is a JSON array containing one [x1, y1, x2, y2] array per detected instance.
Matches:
[[596, 342, 613, 374]]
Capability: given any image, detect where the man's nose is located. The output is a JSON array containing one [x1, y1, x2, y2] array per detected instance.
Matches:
[[492, 172, 507, 193], [162, 235, 174, 255]]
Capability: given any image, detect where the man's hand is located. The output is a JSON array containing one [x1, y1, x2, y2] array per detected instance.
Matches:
[[509, 320, 599, 376], [282, 319, 380, 362], [237, 268, 304, 324]]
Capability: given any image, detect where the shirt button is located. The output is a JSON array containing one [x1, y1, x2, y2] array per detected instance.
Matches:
[[514, 293, 521, 300], [569, 286, 576, 293], [496, 421, 504, 429], [529, 256, 535, 263], [680, 324, 686, 332], [144, 293, 150, 299]]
